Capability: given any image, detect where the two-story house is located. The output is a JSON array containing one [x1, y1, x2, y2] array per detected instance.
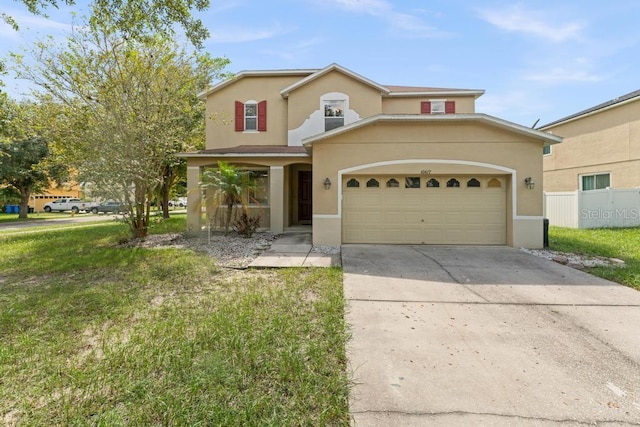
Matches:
[[540, 89, 640, 192], [182, 63, 561, 248]]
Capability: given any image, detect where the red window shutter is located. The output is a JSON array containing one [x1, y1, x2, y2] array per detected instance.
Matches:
[[235, 101, 244, 131], [421, 101, 431, 114], [445, 101, 455, 114], [257, 100, 267, 132]]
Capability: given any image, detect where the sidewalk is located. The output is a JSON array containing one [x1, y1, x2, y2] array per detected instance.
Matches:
[[249, 232, 341, 268]]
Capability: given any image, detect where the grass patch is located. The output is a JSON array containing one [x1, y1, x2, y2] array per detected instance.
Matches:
[[549, 226, 640, 291], [0, 218, 349, 425], [0, 212, 72, 223]]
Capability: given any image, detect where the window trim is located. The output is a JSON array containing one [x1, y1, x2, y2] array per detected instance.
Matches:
[[579, 172, 611, 191]]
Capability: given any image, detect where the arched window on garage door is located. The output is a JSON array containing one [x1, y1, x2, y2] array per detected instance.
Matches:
[[446, 178, 460, 188], [346, 178, 360, 188], [467, 178, 481, 188], [487, 178, 502, 188], [366, 178, 380, 188], [386, 178, 399, 188], [426, 178, 440, 188]]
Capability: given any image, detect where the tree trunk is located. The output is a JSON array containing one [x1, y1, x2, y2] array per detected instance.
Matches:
[[18, 188, 31, 219], [225, 202, 233, 233], [161, 184, 170, 219]]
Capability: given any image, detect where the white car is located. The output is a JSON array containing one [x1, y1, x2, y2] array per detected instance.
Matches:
[[168, 197, 187, 208]]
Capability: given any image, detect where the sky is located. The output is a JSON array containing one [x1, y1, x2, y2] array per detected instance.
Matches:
[[1, 0, 639, 127]]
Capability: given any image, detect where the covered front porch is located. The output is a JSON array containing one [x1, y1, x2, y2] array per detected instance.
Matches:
[[181, 146, 313, 235]]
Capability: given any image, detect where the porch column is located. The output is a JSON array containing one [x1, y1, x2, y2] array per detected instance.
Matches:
[[269, 165, 284, 234], [186, 165, 202, 233]]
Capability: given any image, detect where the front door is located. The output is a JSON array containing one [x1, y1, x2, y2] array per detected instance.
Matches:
[[298, 171, 312, 224]]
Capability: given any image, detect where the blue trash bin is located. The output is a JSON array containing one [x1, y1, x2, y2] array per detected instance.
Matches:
[[6, 205, 15, 213], [10, 205, 18, 213]]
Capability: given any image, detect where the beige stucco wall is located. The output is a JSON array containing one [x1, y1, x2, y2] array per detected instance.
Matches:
[[543, 99, 640, 191], [287, 70, 383, 130], [311, 120, 545, 247], [205, 75, 305, 149], [382, 96, 475, 114]]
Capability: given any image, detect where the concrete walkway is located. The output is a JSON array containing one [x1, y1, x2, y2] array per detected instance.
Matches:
[[249, 232, 341, 267]]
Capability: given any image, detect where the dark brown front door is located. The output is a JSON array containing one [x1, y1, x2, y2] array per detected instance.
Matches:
[[298, 171, 312, 223]]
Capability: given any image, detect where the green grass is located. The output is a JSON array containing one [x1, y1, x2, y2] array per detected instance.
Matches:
[[0, 212, 72, 223], [0, 218, 349, 426], [549, 226, 640, 291]]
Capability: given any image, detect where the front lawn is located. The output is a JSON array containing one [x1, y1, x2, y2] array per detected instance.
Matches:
[[0, 218, 350, 425], [549, 226, 640, 291], [0, 212, 72, 223]]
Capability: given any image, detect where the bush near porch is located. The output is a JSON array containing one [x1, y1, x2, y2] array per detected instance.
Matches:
[[549, 226, 640, 291]]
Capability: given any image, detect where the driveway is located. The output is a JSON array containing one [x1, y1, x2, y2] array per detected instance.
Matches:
[[342, 245, 640, 426]]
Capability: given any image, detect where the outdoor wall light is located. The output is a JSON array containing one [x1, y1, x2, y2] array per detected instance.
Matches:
[[525, 177, 535, 190], [324, 178, 332, 190]]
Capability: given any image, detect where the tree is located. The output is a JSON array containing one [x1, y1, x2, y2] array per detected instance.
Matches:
[[13, 23, 228, 238], [200, 161, 257, 233], [2, 0, 211, 85], [3, 0, 210, 48], [0, 99, 67, 219], [0, 137, 48, 218]]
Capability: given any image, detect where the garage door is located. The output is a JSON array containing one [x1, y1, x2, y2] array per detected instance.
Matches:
[[342, 175, 507, 244]]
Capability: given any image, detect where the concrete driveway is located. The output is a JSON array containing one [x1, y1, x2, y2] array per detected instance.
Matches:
[[343, 245, 640, 426]]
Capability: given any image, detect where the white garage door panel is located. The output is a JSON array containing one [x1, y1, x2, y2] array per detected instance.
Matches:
[[342, 176, 507, 245]]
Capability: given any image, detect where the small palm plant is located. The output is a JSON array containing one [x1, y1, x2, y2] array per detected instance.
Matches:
[[200, 161, 257, 233]]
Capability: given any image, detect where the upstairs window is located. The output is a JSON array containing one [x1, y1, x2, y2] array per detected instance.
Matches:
[[543, 145, 552, 156], [244, 102, 257, 131], [581, 173, 610, 191], [421, 100, 455, 115], [235, 100, 267, 132], [324, 100, 345, 131]]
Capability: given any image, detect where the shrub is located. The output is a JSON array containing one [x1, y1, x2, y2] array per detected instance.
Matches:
[[233, 212, 261, 237]]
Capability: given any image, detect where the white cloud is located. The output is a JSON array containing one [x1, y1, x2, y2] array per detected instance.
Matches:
[[328, 0, 391, 14], [478, 4, 585, 42], [477, 89, 549, 125], [1, 10, 71, 41], [523, 67, 604, 84], [390, 13, 452, 39], [210, 23, 292, 44], [318, 0, 452, 39], [261, 37, 323, 61]]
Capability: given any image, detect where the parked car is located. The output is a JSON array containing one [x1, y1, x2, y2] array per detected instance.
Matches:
[[43, 198, 100, 213], [90, 200, 124, 214], [168, 197, 187, 208]]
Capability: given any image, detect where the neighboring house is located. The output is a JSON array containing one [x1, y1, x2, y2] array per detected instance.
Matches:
[[540, 89, 640, 229], [31, 184, 84, 212], [182, 63, 561, 248], [540, 89, 640, 192]]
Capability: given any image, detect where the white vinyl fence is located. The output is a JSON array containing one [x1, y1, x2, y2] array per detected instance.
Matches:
[[544, 188, 640, 228]]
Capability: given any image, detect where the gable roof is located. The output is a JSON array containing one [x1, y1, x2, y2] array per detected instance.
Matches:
[[302, 114, 563, 147], [279, 63, 390, 98], [198, 69, 319, 99], [539, 89, 640, 129], [385, 85, 485, 98], [199, 63, 485, 101]]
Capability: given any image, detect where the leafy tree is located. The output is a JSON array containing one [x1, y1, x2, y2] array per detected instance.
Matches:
[[2, 0, 211, 85], [0, 137, 48, 218], [13, 22, 228, 238], [3, 0, 210, 47], [200, 161, 257, 233], [0, 99, 67, 219]]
